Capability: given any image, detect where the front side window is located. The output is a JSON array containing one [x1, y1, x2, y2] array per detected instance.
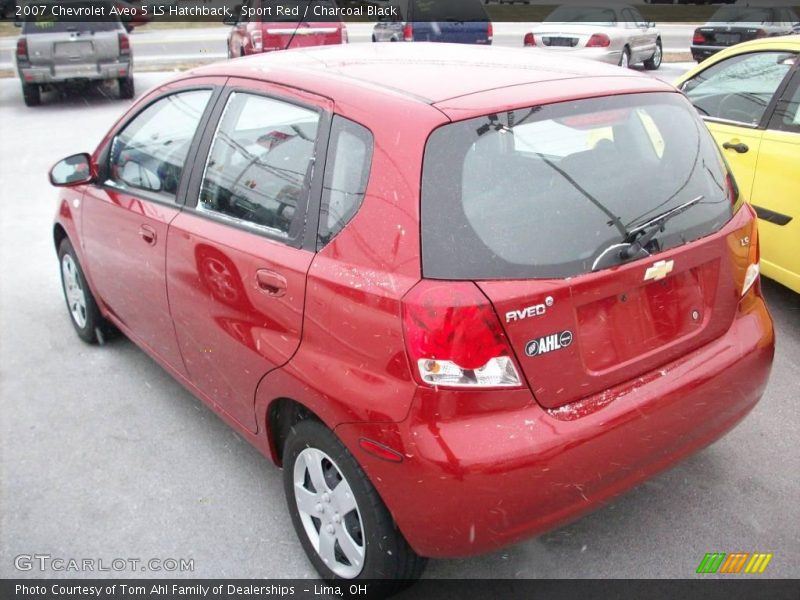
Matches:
[[198, 92, 320, 240], [422, 93, 733, 280], [682, 51, 795, 126], [108, 90, 212, 199]]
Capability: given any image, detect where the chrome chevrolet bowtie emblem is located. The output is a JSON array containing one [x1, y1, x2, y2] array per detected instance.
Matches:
[[644, 259, 674, 281]]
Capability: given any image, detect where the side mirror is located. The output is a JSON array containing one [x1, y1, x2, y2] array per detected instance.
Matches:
[[49, 153, 94, 186]]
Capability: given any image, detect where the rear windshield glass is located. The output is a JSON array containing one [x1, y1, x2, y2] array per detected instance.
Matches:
[[709, 7, 775, 23], [544, 6, 617, 25], [421, 93, 733, 280], [22, 2, 119, 32], [410, 0, 488, 22]]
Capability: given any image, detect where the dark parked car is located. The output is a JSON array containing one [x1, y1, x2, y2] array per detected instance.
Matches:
[[372, 0, 492, 44], [49, 44, 773, 585], [692, 4, 800, 61]]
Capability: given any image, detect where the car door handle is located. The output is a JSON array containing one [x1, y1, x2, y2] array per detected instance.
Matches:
[[138, 225, 157, 245], [722, 141, 749, 154], [255, 269, 287, 297]]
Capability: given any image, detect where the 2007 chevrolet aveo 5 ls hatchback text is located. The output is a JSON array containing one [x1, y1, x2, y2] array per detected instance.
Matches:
[[50, 44, 774, 584]]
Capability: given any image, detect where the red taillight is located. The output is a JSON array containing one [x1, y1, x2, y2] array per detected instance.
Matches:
[[403, 23, 413, 42], [16, 38, 28, 61], [402, 281, 521, 388], [523, 32, 535, 47], [742, 211, 760, 297], [118, 33, 130, 55], [487, 22, 493, 43], [693, 29, 706, 45], [586, 33, 610, 48]]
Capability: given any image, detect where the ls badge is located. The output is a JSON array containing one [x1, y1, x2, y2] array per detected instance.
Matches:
[[644, 259, 674, 282]]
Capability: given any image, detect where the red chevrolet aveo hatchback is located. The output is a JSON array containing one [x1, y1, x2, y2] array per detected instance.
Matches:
[[50, 44, 774, 582]]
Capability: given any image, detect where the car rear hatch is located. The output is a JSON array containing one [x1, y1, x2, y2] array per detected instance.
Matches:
[[695, 25, 763, 47], [420, 91, 755, 409], [22, 19, 121, 73], [264, 21, 342, 49], [258, 0, 342, 50]]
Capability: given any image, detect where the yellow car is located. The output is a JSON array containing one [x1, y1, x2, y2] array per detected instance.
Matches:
[[676, 36, 800, 294]]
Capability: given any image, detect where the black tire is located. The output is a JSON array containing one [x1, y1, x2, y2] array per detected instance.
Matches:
[[283, 419, 426, 586], [119, 76, 134, 100], [22, 83, 41, 107], [58, 238, 105, 344], [644, 39, 662, 70], [619, 45, 631, 69]]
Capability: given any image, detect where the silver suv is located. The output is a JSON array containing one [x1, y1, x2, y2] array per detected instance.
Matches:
[[15, 11, 134, 106]]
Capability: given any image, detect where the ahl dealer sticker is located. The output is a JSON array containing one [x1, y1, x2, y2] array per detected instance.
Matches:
[[525, 330, 573, 357]]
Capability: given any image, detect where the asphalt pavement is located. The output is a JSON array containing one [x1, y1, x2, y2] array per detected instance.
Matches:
[[0, 65, 798, 581]]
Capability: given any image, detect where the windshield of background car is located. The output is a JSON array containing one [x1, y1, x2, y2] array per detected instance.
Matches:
[[421, 92, 733, 280], [410, 0, 488, 22], [709, 7, 774, 24], [544, 6, 617, 25]]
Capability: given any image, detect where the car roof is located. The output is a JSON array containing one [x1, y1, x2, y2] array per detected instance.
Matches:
[[188, 43, 671, 107]]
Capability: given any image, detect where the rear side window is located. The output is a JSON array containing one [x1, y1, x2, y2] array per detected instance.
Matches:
[[108, 90, 212, 200], [421, 93, 733, 280], [317, 116, 373, 249], [198, 92, 319, 241]]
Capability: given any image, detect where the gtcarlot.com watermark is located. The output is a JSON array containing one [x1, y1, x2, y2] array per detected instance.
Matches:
[[14, 554, 194, 573]]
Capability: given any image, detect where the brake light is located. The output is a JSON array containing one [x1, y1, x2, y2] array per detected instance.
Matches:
[[487, 22, 493, 43], [402, 281, 522, 388], [693, 30, 706, 45], [586, 33, 610, 48], [403, 23, 413, 42], [251, 29, 263, 51], [118, 33, 130, 55], [523, 32, 535, 47], [742, 214, 760, 297], [16, 38, 28, 61]]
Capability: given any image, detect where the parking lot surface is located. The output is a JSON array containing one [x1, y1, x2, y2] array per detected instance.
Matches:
[[0, 67, 798, 579]]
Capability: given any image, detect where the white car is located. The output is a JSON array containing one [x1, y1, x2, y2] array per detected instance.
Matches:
[[524, 4, 662, 69]]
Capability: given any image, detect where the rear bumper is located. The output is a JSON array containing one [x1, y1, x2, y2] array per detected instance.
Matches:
[[532, 46, 621, 65], [691, 45, 723, 61], [18, 60, 132, 84], [337, 294, 773, 558]]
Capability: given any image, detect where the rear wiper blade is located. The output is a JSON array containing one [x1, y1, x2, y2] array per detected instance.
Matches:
[[620, 195, 704, 259]]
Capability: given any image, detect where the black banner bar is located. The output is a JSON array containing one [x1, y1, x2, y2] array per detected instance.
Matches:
[[3, 579, 800, 600], [2, 0, 800, 24]]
